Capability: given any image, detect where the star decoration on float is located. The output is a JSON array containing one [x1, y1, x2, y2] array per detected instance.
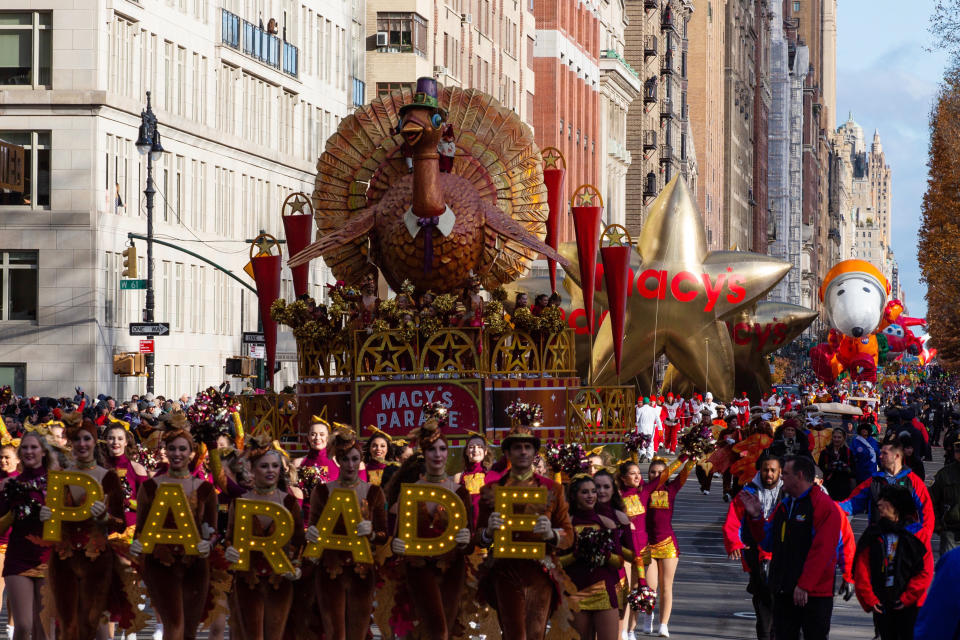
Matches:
[[589, 177, 791, 399], [577, 192, 596, 206]]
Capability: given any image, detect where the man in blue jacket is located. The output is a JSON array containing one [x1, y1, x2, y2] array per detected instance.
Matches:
[[914, 546, 960, 639], [850, 422, 880, 483]]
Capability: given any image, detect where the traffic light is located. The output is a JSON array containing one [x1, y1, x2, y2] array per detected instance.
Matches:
[[122, 245, 137, 278]]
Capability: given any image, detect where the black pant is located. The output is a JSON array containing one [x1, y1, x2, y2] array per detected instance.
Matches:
[[772, 593, 833, 640], [747, 572, 773, 640], [874, 606, 918, 640]]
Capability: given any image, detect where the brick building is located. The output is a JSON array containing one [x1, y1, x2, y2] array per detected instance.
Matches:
[[752, 0, 771, 254], [622, 0, 697, 238], [686, 0, 725, 249], [531, 0, 601, 243]]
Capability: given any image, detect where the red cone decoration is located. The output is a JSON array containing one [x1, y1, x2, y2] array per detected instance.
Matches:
[[250, 234, 282, 388], [541, 148, 566, 292], [600, 225, 633, 376], [570, 185, 604, 333], [282, 210, 314, 299]]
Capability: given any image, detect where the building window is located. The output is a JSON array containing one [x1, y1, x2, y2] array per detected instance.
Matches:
[[793, 1, 800, 11], [0, 363, 25, 394], [376, 12, 428, 57], [0, 131, 50, 208], [376, 81, 413, 99], [0, 12, 51, 88], [0, 250, 37, 321]]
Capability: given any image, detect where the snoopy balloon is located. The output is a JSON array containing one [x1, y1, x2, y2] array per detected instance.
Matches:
[[810, 259, 890, 383]]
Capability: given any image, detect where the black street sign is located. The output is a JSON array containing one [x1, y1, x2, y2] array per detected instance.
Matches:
[[242, 331, 266, 345], [129, 322, 170, 336]]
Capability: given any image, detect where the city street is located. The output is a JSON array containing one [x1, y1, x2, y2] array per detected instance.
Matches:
[[665, 451, 945, 639]]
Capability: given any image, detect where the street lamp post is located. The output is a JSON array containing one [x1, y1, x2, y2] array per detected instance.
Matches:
[[135, 91, 165, 394]]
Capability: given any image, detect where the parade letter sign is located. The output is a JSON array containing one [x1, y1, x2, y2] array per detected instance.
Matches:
[[493, 486, 548, 559], [230, 499, 296, 574], [303, 488, 373, 564], [396, 483, 467, 557], [137, 483, 202, 555], [43, 471, 104, 541]]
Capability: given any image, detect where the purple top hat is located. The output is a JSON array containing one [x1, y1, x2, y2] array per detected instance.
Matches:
[[399, 76, 447, 118]]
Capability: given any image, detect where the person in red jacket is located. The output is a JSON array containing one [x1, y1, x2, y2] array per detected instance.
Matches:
[[741, 455, 842, 640], [723, 454, 783, 640], [853, 484, 934, 640]]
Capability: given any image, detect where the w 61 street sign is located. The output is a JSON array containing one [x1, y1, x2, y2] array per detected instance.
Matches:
[[120, 279, 147, 290]]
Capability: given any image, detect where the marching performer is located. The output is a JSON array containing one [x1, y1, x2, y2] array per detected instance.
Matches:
[[129, 426, 222, 640], [476, 422, 574, 639], [662, 394, 683, 455], [225, 438, 306, 640], [642, 456, 697, 638], [102, 420, 150, 530], [306, 429, 388, 640], [385, 413, 473, 640], [562, 474, 626, 640], [42, 415, 143, 640], [454, 431, 495, 523], [362, 426, 396, 486], [635, 398, 661, 463], [1, 431, 53, 640]]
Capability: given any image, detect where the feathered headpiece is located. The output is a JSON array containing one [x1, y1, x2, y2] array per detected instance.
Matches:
[[330, 428, 363, 461], [411, 403, 448, 450]]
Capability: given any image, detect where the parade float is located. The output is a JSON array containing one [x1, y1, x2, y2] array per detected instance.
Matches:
[[237, 77, 812, 449]]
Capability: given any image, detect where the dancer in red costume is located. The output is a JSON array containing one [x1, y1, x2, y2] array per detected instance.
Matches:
[[306, 429, 388, 640], [617, 461, 657, 635], [42, 415, 145, 640], [384, 416, 473, 640], [130, 427, 222, 640], [562, 474, 626, 640], [362, 426, 397, 487], [1, 431, 52, 640], [642, 456, 696, 638], [661, 394, 683, 455], [476, 422, 575, 640], [102, 421, 149, 530], [593, 469, 636, 637], [454, 431, 495, 523], [224, 438, 305, 640]]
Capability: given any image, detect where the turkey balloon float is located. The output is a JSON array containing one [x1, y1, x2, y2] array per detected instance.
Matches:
[[810, 259, 890, 383]]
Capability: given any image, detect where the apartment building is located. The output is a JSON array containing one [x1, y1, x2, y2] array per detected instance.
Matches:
[[0, 0, 358, 396]]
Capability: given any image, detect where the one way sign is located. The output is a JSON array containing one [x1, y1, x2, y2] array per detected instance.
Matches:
[[129, 322, 170, 336]]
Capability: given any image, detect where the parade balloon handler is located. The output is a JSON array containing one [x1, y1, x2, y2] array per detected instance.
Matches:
[[723, 454, 783, 640], [852, 485, 933, 640], [741, 455, 843, 640]]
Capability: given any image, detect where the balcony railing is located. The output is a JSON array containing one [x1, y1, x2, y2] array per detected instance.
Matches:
[[599, 49, 640, 79], [660, 97, 674, 119], [644, 35, 657, 58], [643, 130, 657, 151], [221, 9, 298, 77]]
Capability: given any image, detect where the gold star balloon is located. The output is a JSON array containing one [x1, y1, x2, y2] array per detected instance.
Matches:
[[661, 301, 818, 398], [590, 177, 790, 399]]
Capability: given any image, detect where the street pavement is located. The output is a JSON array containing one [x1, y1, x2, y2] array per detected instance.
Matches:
[[663, 450, 946, 640]]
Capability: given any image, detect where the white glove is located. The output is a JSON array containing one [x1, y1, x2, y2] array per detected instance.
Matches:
[[305, 525, 320, 543], [282, 567, 302, 581], [454, 528, 471, 545], [725, 438, 736, 445], [532, 515, 554, 541], [89, 500, 107, 519], [196, 539, 211, 558], [391, 537, 407, 555], [128, 539, 144, 557], [201, 522, 216, 539], [224, 546, 241, 564], [485, 512, 504, 536], [39, 506, 53, 522], [356, 520, 373, 537]]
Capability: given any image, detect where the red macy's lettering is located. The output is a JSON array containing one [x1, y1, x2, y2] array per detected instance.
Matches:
[[635, 268, 746, 312], [729, 322, 789, 352]]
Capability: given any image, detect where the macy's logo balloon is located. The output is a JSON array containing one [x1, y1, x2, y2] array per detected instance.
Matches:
[[729, 321, 790, 351], [565, 265, 749, 335]]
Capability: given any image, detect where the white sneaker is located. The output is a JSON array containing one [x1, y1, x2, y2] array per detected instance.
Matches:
[[658, 623, 670, 637], [6, 625, 12, 639], [640, 613, 654, 635], [621, 631, 634, 640], [153, 625, 163, 640]]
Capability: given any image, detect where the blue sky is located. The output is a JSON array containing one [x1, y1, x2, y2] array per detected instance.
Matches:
[[836, 0, 949, 318]]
